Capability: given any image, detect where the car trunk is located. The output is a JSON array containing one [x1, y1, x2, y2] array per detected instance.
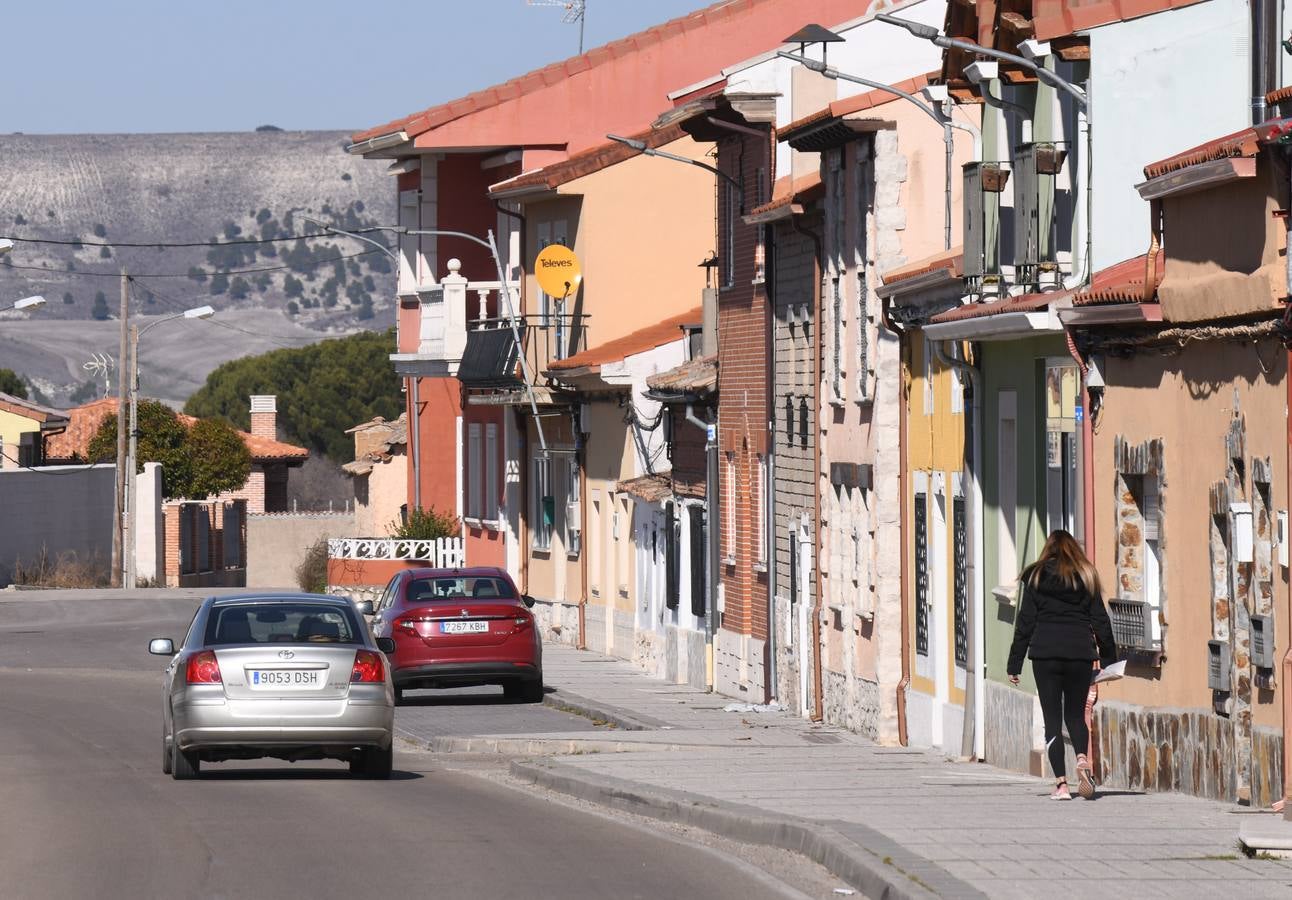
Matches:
[[214, 645, 358, 702], [397, 602, 527, 651]]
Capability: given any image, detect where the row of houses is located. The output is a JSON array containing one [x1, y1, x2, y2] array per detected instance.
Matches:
[[332, 0, 1292, 808]]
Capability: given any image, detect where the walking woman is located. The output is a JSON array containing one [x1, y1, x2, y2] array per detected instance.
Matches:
[[1007, 530, 1118, 800]]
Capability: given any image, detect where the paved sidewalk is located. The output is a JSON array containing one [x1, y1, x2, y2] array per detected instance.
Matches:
[[407, 644, 1292, 899]]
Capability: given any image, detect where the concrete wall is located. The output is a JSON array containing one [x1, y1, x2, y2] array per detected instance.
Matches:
[[246, 511, 355, 590], [0, 464, 114, 586]]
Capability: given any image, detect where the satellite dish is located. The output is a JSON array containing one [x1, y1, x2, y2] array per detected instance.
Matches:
[[535, 244, 582, 299]]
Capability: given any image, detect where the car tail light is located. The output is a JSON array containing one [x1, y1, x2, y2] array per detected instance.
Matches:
[[395, 617, 418, 635], [351, 649, 385, 683], [186, 650, 222, 684], [513, 613, 533, 629]]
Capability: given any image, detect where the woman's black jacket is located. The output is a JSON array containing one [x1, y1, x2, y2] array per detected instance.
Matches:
[[1006, 561, 1119, 677]]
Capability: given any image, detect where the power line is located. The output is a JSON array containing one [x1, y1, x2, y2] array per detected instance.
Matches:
[[136, 281, 318, 351], [0, 247, 384, 280], [0, 228, 391, 249]]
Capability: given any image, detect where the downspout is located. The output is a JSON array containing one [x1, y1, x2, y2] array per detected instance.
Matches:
[[686, 402, 718, 690], [883, 296, 912, 746], [765, 225, 778, 703], [933, 339, 984, 759], [518, 409, 530, 597], [411, 377, 422, 511], [793, 214, 826, 722], [1281, 146, 1292, 817], [578, 439, 588, 651]]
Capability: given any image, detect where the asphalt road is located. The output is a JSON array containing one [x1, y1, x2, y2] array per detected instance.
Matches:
[[0, 594, 809, 900]]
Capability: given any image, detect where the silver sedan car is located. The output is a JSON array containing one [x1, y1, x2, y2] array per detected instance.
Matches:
[[149, 593, 396, 780]]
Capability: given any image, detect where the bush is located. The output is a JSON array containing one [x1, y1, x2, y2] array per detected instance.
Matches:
[[209, 272, 229, 295], [92, 223, 107, 238], [14, 213, 26, 225], [92, 292, 110, 320], [286, 300, 299, 315], [0, 368, 27, 398], [62, 291, 74, 305], [389, 506, 459, 540], [229, 276, 250, 300], [99, 245, 112, 259], [295, 537, 329, 593]]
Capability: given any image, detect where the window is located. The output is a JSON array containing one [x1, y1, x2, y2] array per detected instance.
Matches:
[[830, 277, 843, 402], [755, 455, 767, 569], [466, 423, 482, 520], [398, 189, 419, 292], [617, 495, 631, 594], [406, 576, 516, 602], [953, 495, 968, 668], [855, 270, 869, 403], [665, 502, 679, 609], [564, 456, 581, 557], [484, 424, 499, 523], [724, 452, 737, 563], [206, 604, 362, 646], [689, 505, 707, 617], [853, 150, 870, 403], [914, 492, 929, 657], [997, 392, 1018, 585], [950, 359, 964, 415], [531, 456, 552, 551]]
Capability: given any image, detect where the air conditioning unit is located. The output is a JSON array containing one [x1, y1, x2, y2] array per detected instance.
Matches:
[[962, 162, 1009, 291], [1207, 639, 1231, 691], [1108, 598, 1155, 651], [1012, 143, 1067, 290], [1251, 613, 1276, 669]]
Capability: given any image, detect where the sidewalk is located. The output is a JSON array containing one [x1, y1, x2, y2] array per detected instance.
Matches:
[[400, 644, 1292, 899]]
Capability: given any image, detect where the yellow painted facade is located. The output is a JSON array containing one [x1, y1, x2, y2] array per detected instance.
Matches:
[[0, 407, 43, 470]]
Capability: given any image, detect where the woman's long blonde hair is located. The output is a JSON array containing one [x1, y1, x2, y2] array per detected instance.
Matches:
[[1025, 529, 1101, 596]]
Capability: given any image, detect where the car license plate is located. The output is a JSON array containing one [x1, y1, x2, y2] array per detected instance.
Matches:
[[441, 621, 489, 634], [249, 669, 321, 689]]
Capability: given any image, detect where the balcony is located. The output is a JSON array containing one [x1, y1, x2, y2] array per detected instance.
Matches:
[[390, 258, 520, 378], [459, 312, 590, 389]]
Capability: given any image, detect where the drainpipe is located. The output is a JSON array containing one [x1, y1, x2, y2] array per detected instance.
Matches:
[[518, 408, 530, 597], [883, 296, 912, 746], [1282, 147, 1292, 817], [764, 225, 778, 704], [411, 377, 422, 511], [933, 339, 984, 759], [792, 215, 826, 722], [578, 438, 588, 651], [686, 402, 718, 690]]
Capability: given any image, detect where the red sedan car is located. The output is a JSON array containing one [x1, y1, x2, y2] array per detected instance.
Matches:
[[369, 567, 543, 703]]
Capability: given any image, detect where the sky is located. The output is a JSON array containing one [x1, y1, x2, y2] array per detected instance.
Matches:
[[7, 0, 711, 135]]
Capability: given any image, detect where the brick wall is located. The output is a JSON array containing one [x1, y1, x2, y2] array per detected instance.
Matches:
[[668, 405, 709, 499], [716, 129, 772, 652]]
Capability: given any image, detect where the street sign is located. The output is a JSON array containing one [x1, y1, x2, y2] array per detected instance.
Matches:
[[535, 244, 582, 298]]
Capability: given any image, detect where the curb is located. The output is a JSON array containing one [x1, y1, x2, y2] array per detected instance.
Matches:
[[420, 735, 714, 755], [511, 758, 986, 900], [542, 688, 668, 731]]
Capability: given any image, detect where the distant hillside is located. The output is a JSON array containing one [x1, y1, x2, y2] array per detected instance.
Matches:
[[0, 131, 397, 405]]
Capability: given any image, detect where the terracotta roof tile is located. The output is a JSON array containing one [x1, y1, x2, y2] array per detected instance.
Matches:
[[44, 397, 308, 462], [616, 473, 674, 504], [1142, 118, 1292, 179], [1072, 251, 1165, 306], [745, 172, 824, 219], [928, 291, 1054, 323], [489, 123, 689, 197], [645, 354, 718, 396], [0, 391, 69, 425], [1268, 85, 1292, 106], [880, 247, 965, 285], [779, 72, 936, 141], [353, 0, 804, 145], [548, 308, 702, 373]]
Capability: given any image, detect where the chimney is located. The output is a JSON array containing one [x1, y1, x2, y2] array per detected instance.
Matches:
[[249, 395, 277, 440]]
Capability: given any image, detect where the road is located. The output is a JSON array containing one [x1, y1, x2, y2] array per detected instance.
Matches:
[[0, 593, 814, 900]]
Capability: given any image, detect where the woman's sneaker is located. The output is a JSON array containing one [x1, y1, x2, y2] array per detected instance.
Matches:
[[1075, 755, 1096, 799], [1050, 781, 1072, 801]]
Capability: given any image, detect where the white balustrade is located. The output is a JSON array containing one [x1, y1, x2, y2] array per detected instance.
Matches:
[[327, 536, 465, 567], [416, 258, 519, 372]]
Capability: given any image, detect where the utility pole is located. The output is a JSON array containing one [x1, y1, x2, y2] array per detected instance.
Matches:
[[112, 269, 128, 588], [126, 322, 139, 590]]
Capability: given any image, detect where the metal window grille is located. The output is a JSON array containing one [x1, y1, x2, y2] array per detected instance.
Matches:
[[531, 456, 552, 551], [831, 277, 843, 401], [914, 493, 929, 656], [1108, 598, 1153, 650], [953, 496, 968, 667]]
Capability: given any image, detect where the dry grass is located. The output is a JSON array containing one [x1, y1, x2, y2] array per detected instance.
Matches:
[[295, 537, 329, 593], [13, 546, 111, 588]]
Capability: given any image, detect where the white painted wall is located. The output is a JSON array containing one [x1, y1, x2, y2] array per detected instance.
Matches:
[[600, 338, 688, 477], [1089, 0, 1251, 270]]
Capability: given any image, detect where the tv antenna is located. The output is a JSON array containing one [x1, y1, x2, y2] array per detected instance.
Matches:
[[83, 352, 115, 397], [527, 0, 586, 54]]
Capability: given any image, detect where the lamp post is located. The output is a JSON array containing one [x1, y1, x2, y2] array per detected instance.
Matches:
[[605, 135, 746, 212], [2, 295, 46, 312], [125, 305, 214, 589]]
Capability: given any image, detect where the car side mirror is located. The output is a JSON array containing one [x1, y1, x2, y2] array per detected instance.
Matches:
[[375, 637, 396, 654], [149, 638, 175, 656], [522, 594, 536, 609], [356, 600, 374, 616]]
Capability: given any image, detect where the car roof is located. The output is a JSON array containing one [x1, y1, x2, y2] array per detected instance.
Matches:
[[209, 592, 354, 607], [403, 567, 510, 579]]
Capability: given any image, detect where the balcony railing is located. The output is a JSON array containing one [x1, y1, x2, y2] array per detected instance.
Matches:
[[391, 258, 520, 378], [459, 313, 590, 388]]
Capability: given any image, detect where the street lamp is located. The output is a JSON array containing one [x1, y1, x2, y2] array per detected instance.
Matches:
[[124, 304, 215, 589], [606, 134, 745, 212], [3, 295, 46, 312], [302, 215, 549, 456], [774, 48, 980, 251]]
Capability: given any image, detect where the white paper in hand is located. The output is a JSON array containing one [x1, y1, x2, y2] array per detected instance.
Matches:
[[1092, 660, 1127, 684]]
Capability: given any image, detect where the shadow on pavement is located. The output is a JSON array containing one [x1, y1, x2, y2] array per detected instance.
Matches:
[[397, 688, 550, 708], [194, 767, 423, 781]]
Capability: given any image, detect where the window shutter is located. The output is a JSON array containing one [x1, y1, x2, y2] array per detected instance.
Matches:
[[665, 502, 679, 609], [690, 506, 706, 617]]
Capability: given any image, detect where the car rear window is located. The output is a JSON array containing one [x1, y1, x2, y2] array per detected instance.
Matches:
[[205, 604, 362, 645], [406, 577, 516, 603]]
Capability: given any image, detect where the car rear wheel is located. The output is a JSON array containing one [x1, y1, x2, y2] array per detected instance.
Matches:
[[170, 742, 200, 780], [505, 678, 544, 704], [351, 745, 393, 779], [393, 686, 404, 705], [161, 731, 172, 775]]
